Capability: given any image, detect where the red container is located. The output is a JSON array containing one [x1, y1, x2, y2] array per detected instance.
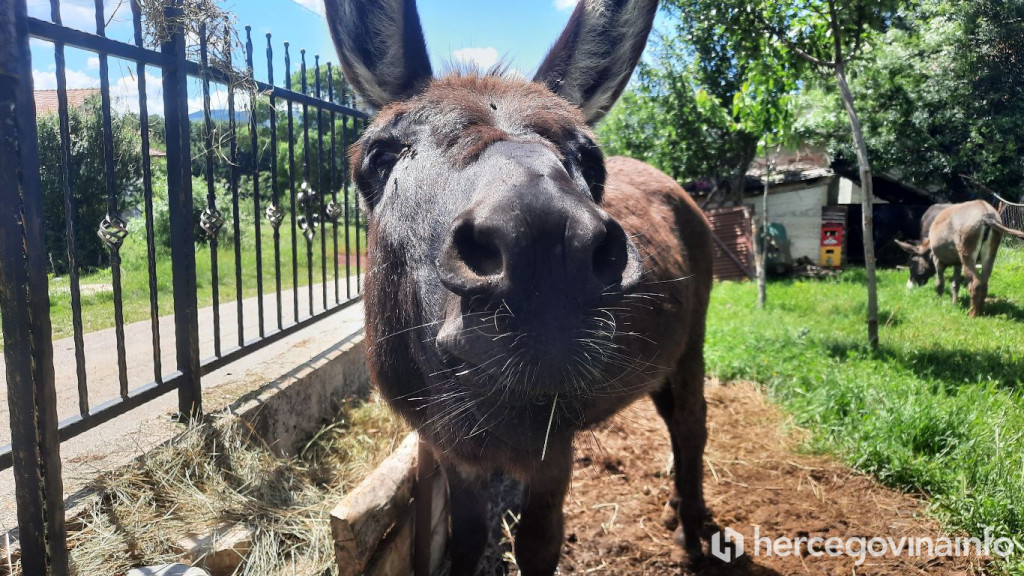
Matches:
[[820, 224, 844, 248]]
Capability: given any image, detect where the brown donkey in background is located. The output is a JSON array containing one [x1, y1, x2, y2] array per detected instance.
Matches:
[[898, 200, 1024, 316], [325, 1, 714, 573]]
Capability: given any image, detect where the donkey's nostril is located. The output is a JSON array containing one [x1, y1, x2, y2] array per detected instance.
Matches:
[[437, 215, 506, 297], [453, 220, 503, 277], [592, 219, 629, 286]]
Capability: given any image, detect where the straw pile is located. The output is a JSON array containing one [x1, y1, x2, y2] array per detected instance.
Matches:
[[66, 394, 407, 576]]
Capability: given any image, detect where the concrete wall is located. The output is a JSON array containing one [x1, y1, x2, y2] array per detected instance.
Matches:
[[744, 184, 830, 262]]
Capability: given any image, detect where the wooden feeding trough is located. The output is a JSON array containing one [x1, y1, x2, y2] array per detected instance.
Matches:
[[331, 433, 448, 576]]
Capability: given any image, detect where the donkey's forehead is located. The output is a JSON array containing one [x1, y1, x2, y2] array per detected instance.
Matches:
[[370, 74, 592, 156]]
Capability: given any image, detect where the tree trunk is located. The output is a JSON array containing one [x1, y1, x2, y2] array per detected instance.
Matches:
[[729, 131, 758, 205], [757, 145, 770, 309], [835, 64, 879, 350]]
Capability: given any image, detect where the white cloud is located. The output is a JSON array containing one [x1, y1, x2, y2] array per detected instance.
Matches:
[[553, 0, 577, 11], [86, 56, 100, 70], [186, 82, 252, 118], [41, 0, 130, 32], [452, 47, 500, 71], [110, 70, 165, 116], [291, 0, 325, 17], [32, 67, 98, 91]]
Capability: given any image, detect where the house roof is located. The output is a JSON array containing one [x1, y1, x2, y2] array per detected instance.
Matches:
[[33, 89, 99, 115], [685, 148, 836, 197], [832, 161, 938, 204]]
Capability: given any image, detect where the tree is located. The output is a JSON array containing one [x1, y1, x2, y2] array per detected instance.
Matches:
[[597, 55, 740, 186], [598, 6, 797, 205], [781, 0, 903, 349], [37, 96, 143, 273], [688, 0, 905, 348], [795, 0, 1024, 202]]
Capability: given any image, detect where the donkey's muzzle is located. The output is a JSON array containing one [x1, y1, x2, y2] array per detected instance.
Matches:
[[435, 152, 640, 303]]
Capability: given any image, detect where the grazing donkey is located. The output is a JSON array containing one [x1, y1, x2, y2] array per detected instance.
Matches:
[[919, 203, 950, 242], [897, 200, 1024, 316], [325, 0, 714, 573]]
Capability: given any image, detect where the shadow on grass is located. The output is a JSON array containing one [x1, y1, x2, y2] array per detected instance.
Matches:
[[822, 340, 1023, 392], [980, 297, 1024, 322]]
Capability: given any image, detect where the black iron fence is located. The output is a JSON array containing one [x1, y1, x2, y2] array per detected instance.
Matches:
[[0, 0, 367, 572]]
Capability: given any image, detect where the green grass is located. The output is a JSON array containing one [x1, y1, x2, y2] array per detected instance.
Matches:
[[706, 247, 1024, 572], [38, 219, 366, 349]]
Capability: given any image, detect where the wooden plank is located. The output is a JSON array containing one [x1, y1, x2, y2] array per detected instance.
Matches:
[[332, 433, 419, 576], [365, 512, 414, 576], [429, 471, 449, 576], [413, 441, 436, 576]]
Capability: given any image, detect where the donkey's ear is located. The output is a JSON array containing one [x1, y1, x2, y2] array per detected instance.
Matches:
[[534, 0, 658, 124], [895, 239, 921, 254], [324, 0, 433, 110]]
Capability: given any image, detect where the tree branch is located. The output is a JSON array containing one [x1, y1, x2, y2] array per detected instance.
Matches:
[[841, 20, 867, 67], [755, 11, 836, 69], [829, 0, 844, 65], [757, 7, 835, 69]]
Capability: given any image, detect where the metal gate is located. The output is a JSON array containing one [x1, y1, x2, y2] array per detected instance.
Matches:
[[0, 0, 368, 572]]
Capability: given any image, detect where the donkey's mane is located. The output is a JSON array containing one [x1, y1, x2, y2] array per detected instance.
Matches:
[[436, 58, 521, 80]]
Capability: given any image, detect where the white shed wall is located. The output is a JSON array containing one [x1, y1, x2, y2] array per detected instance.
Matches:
[[744, 185, 830, 262]]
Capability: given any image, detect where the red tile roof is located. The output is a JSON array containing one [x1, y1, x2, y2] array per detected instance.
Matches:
[[33, 89, 100, 115]]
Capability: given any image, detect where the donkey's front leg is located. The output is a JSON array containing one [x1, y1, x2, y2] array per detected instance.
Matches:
[[444, 461, 491, 575], [516, 442, 573, 576]]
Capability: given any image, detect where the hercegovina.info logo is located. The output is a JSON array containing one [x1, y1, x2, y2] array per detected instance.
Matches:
[[710, 526, 1018, 566]]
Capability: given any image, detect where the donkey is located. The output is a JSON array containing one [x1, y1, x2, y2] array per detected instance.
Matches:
[[897, 200, 1024, 316], [324, 1, 714, 573], [919, 203, 950, 242]]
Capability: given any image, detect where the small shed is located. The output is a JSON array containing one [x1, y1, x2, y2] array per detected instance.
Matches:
[[693, 149, 942, 273]]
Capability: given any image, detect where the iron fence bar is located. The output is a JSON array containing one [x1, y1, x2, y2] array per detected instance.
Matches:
[[0, 279, 362, 472], [246, 27, 266, 337], [199, 23, 223, 358], [226, 34, 245, 348], [267, 34, 284, 331], [0, 0, 69, 571], [328, 63, 340, 304], [51, 371, 186, 439], [27, 17, 167, 67], [161, 0, 202, 420], [285, 43, 300, 323], [50, 0, 90, 416], [94, 0, 131, 399], [342, 114, 352, 298], [131, 0, 163, 385], [300, 50, 314, 317], [315, 56, 328, 310]]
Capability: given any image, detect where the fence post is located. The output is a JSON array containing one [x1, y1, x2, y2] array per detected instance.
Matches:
[[161, 0, 203, 419], [0, 1, 70, 574]]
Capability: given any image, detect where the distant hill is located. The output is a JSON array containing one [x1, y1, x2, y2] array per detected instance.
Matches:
[[188, 109, 250, 123]]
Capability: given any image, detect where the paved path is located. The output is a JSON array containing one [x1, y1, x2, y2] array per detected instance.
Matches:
[[0, 277, 362, 444], [0, 278, 364, 534]]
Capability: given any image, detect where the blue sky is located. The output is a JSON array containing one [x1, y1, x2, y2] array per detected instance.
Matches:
[[26, 0, 583, 116]]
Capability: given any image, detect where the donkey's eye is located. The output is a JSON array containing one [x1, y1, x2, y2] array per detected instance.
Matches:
[[368, 147, 402, 177]]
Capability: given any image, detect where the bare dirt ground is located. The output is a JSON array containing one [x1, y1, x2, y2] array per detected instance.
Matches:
[[554, 380, 988, 576]]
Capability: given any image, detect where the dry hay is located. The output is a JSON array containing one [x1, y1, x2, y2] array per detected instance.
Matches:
[[65, 394, 407, 576]]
